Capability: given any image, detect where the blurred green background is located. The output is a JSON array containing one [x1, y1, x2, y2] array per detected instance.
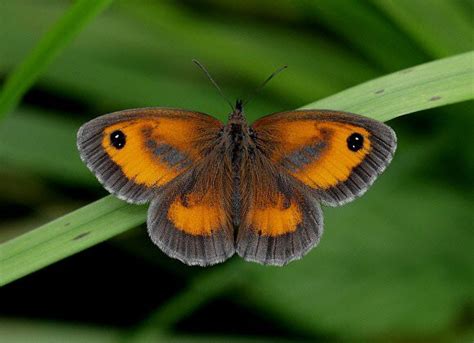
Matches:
[[0, 0, 473, 342]]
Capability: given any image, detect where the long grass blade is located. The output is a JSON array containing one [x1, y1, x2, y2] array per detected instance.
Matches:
[[0, 0, 113, 121], [303, 51, 474, 122]]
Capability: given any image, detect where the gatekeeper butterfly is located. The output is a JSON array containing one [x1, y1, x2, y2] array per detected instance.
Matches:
[[77, 63, 396, 266]]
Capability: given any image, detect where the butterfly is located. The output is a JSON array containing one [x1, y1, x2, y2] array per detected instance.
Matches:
[[77, 66, 396, 267]]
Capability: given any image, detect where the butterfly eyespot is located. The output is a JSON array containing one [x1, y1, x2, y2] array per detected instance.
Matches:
[[347, 132, 364, 152], [110, 130, 126, 149]]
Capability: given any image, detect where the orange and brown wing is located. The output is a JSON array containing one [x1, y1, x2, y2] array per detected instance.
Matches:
[[236, 154, 322, 265], [251, 110, 397, 206], [147, 153, 235, 266], [77, 108, 222, 204]]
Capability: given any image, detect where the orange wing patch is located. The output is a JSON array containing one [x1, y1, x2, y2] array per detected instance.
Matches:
[[167, 190, 226, 236], [102, 118, 217, 187], [254, 119, 371, 189], [236, 178, 322, 265], [246, 193, 302, 237], [289, 122, 371, 189]]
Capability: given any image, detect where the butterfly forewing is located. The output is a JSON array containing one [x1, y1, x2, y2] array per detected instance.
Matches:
[[251, 110, 397, 206], [77, 108, 222, 204]]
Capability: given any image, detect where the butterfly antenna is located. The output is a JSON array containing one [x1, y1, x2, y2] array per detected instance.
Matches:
[[242, 65, 288, 106], [192, 59, 234, 111]]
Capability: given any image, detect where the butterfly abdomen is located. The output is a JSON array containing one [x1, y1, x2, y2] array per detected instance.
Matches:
[[226, 122, 244, 234], [230, 123, 244, 163]]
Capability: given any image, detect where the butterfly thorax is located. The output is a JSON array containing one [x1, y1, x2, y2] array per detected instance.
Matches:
[[225, 99, 253, 157]]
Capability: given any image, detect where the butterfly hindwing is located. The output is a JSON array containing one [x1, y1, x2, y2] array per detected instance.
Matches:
[[236, 153, 323, 265], [77, 108, 222, 204], [251, 110, 397, 206], [147, 153, 235, 266]]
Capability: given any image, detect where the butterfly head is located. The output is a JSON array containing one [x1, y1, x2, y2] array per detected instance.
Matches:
[[192, 60, 288, 123], [235, 99, 243, 112], [229, 99, 245, 121]]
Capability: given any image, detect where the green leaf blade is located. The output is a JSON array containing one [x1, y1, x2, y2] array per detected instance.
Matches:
[[0, 196, 146, 286], [303, 51, 474, 121], [0, 0, 113, 120]]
